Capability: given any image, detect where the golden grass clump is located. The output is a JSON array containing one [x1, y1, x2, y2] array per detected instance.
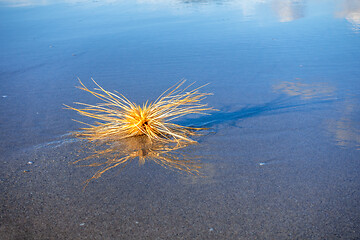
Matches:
[[65, 78, 213, 144]]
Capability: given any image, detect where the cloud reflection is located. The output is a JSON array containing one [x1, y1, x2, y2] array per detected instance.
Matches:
[[327, 99, 360, 150], [273, 81, 336, 100], [0, 0, 120, 7], [73, 135, 202, 188], [337, 0, 360, 32], [273, 80, 360, 151], [272, 0, 305, 22]]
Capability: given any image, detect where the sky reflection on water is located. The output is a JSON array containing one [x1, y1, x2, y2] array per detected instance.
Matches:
[[1, 0, 359, 152], [273, 81, 336, 100], [327, 98, 360, 150], [337, 0, 360, 32], [2, 0, 360, 33]]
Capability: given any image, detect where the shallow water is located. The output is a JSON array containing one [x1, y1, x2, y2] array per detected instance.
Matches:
[[1, 0, 360, 239]]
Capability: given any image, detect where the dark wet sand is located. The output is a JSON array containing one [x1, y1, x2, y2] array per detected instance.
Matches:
[[1, 100, 360, 239], [1, 1, 360, 239]]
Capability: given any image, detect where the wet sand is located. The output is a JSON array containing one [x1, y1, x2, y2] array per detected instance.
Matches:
[[1, 1, 360, 239]]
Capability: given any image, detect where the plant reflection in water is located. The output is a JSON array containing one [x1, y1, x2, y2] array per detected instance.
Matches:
[[73, 135, 203, 189]]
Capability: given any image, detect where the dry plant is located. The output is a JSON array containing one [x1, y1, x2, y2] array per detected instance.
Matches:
[[65, 78, 214, 188], [65, 78, 214, 144]]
